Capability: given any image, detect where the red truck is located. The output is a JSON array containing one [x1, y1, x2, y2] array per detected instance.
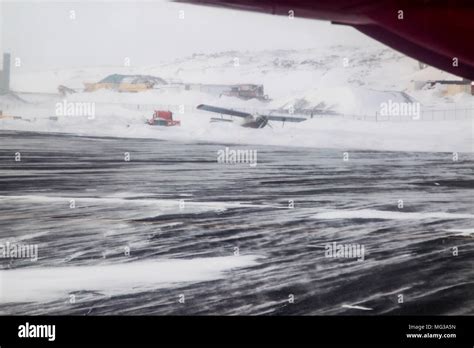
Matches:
[[147, 110, 181, 126]]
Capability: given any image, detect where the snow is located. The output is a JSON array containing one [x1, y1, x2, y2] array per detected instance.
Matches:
[[278, 86, 416, 115], [446, 228, 474, 237], [342, 304, 373, 311], [2, 46, 473, 153], [410, 66, 463, 83], [0, 255, 260, 303], [313, 209, 474, 220]]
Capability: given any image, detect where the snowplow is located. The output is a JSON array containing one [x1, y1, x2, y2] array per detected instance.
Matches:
[[146, 110, 181, 126]]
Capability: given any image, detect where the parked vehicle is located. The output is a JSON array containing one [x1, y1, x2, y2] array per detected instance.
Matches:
[[146, 110, 181, 126]]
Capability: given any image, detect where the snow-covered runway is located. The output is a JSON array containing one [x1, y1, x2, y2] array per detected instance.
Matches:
[[0, 131, 472, 315]]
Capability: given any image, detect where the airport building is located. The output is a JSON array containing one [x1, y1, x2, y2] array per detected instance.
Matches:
[[84, 74, 167, 93], [180, 83, 267, 100], [414, 79, 473, 96], [83, 73, 268, 100]]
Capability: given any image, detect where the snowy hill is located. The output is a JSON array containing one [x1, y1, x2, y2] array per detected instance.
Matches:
[[10, 45, 472, 108], [2, 45, 473, 152], [14, 46, 412, 93]]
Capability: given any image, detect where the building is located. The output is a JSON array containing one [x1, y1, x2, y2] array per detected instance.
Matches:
[[160, 83, 268, 100], [412, 66, 473, 96], [0, 53, 11, 95], [84, 74, 167, 93], [83, 74, 268, 100], [415, 79, 473, 96]]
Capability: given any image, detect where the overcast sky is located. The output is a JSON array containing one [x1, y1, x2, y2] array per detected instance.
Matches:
[[1, 0, 377, 71]]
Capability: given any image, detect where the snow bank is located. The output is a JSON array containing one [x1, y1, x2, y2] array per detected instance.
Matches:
[[278, 86, 416, 115], [0, 255, 260, 303], [1, 111, 471, 153]]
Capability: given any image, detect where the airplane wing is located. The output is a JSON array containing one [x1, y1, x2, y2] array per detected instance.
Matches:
[[197, 104, 253, 118], [264, 115, 307, 123], [176, 0, 474, 80]]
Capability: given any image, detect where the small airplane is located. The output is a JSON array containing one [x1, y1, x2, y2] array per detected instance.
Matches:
[[196, 104, 306, 129]]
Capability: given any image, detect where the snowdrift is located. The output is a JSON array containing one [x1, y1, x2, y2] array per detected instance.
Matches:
[[2, 46, 473, 153]]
